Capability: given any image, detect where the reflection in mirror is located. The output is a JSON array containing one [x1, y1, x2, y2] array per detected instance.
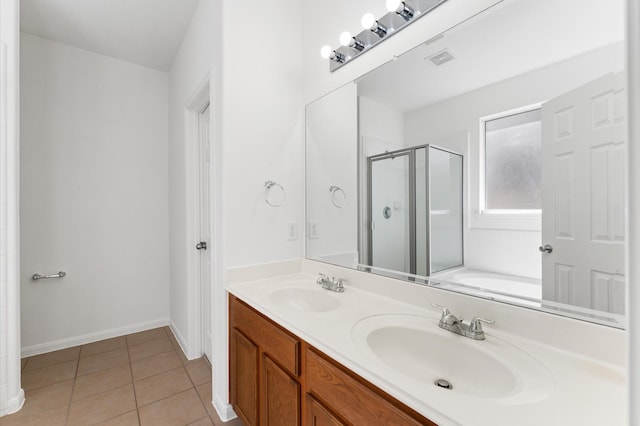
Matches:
[[366, 145, 463, 276], [306, 83, 358, 266], [305, 0, 626, 327]]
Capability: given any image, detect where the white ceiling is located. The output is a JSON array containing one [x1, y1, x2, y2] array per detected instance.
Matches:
[[20, 0, 201, 71], [357, 0, 625, 112]]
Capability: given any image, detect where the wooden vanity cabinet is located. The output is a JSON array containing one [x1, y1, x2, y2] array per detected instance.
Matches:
[[230, 295, 301, 426], [229, 295, 436, 426]]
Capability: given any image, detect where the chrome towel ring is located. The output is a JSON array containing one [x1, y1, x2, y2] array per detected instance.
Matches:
[[329, 185, 347, 208], [264, 180, 286, 207]]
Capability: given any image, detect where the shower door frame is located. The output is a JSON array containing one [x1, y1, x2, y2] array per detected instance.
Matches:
[[367, 148, 417, 274], [366, 144, 464, 277], [426, 144, 465, 275]]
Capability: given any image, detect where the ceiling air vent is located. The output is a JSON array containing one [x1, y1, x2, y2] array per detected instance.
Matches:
[[427, 49, 454, 66]]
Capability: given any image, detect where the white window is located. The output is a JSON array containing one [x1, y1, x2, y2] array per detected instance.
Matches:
[[473, 105, 543, 231], [484, 107, 542, 212]]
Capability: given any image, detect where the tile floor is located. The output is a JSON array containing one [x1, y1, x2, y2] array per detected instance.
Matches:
[[3, 327, 243, 426]]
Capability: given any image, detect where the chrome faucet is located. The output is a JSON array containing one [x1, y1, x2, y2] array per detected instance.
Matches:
[[316, 273, 346, 293], [431, 303, 494, 340]]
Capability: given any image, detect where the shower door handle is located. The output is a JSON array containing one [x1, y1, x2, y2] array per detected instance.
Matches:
[[196, 242, 207, 250]]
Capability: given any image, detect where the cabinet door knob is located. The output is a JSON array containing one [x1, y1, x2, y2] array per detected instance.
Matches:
[[196, 241, 207, 250]]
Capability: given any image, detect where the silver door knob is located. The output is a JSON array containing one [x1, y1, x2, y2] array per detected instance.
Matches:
[[539, 244, 553, 254], [196, 242, 207, 250]]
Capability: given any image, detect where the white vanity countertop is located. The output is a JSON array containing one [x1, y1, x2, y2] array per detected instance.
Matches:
[[228, 273, 627, 426]]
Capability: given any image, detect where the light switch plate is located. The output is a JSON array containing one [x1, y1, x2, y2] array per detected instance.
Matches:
[[308, 221, 318, 239], [287, 222, 298, 241]]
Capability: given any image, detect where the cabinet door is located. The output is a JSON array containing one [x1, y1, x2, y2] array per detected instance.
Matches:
[[261, 355, 300, 426], [306, 395, 346, 426], [231, 328, 259, 426]]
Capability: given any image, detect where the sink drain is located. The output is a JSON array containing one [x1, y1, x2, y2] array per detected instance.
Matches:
[[434, 378, 453, 390]]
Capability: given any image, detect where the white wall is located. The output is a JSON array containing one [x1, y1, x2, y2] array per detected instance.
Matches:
[[0, 0, 23, 416], [221, 1, 304, 268], [404, 43, 624, 279], [167, 0, 221, 359], [20, 33, 170, 353], [359, 97, 405, 146], [306, 83, 358, 265]]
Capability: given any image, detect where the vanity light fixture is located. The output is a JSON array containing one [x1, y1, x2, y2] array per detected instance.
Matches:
[[339, 31, 365, 52], [320, 0, 448, 72], [320, 45, 345, 63], [361, 13, 388, 38], [386, 0, 414, 21]]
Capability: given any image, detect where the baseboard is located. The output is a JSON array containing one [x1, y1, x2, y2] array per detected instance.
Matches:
[[168, 320, 191, 360], [0, 388, 24, 417], [213, 394, 237, 422], [21, 318, 169, 358]]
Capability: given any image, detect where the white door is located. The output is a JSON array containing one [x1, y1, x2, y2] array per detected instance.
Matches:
[[541, 73, 625, 314], [198, 104, 213, 361]]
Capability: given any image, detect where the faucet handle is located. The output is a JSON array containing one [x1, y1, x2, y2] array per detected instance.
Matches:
[[430, 303, 451, 318], [336, 278, 347, 292], [316, 273, 327, 284], [469, 317, 494, 334]]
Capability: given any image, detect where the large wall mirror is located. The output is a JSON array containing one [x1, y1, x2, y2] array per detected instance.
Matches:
[[305, 0, 627, 327]]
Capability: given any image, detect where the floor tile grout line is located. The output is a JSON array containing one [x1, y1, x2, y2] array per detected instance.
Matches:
[[67, 364, 134, 404], [182, 356, 213, 422], [64, 350, 83, 426], [135, 366, 197, 409], [124, 336, 143, 426], [20, 361, 79, 393], [137, 385, 194, 409], [93, 409, 138, 426], [22, 350, 81, 373], [134, 363, 187, 389], [65, 383, 136, 426], [165, 326, 215, 422], [193, 381, 216, 424]]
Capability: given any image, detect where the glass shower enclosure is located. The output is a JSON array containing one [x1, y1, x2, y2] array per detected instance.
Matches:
[[366, 145, 463, 277]]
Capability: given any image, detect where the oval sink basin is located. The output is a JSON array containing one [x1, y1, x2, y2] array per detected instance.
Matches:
[[352, 314, 555, 403], [270, 287, 341, 312]]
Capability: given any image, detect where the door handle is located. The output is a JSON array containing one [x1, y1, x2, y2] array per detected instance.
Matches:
[[539, 244, 553, 254], [196, 242, 207, 250]]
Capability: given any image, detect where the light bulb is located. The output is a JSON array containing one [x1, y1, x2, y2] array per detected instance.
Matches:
[[386, 0, 403, 13], [320, 45, 332, 59], [386, 0, 414, 20], [339, 31, 353, 47], [361, 13, 376, 30]]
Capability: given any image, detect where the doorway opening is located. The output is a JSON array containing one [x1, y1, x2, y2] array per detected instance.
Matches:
[[185, 76, 215, 364], [197, 103, 212, 363]]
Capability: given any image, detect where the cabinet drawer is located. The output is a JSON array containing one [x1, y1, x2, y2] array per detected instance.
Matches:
[[230, 297, 300, 376], [306, 348, 435, 426]]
